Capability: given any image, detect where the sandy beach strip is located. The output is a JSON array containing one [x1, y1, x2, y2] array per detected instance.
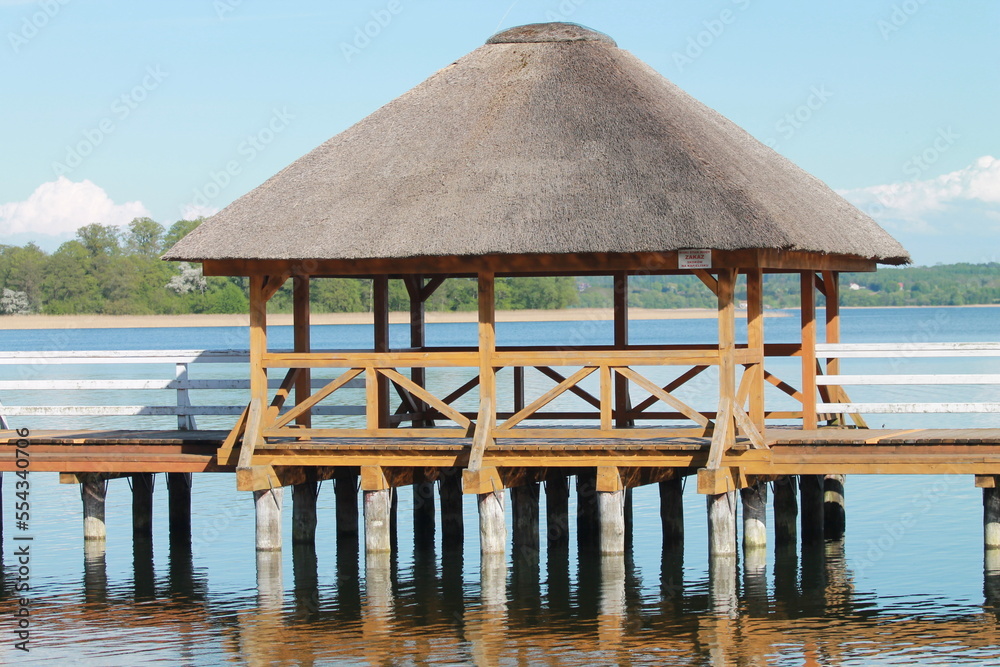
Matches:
[[0, 307, 758, 330]]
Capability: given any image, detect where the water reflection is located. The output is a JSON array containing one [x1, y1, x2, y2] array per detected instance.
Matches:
[[11, 529, 1000, 665]]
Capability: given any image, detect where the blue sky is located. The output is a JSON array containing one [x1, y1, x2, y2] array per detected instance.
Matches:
[[1, 0, 997, 265]]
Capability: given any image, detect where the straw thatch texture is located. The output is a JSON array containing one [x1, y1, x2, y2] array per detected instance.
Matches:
[[164, 23, 909, 265]]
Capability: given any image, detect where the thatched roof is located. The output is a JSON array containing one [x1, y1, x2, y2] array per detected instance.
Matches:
[[164, 22, 909, 266]]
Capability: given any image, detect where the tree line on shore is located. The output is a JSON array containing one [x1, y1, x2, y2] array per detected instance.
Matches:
[[1, 218, 999, 315]]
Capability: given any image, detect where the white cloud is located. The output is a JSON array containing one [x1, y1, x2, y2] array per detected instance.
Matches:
[[841, 155, 1000, 226], [179, 202, 219, 221], [0, 177, 150, 237]]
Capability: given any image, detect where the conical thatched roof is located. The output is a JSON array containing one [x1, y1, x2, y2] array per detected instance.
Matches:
[[164, 22, 909, 266]]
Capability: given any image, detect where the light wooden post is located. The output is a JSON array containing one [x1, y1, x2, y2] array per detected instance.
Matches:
[[824, 474, 846, 540], [406, 276, 428, 426], [659, 477, 684, 547], [546, 472, 570, 545], [364, 488, 392, 553], [82, 477, 107, 541], [741, 482, 767, 551], [774, 476, 798, 548], [132, 473, 154, 539], [800, 474, 824, 546], [598, 488, 626, 556], [249, 275, 269, 446], [800, 271, 818, 430], [373, 275, 390, 429], [613, 271, 632, 428], [746, 268, 766, 432], [476, 272, 504, 555], [167, 472, 192, 545], [255, 487, 283, 551], [707, 491, 737, 558], [985, 478, 1000, 549]]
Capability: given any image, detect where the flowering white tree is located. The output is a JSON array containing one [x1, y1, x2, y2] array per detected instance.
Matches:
[[0, 289, 30, 314], [166, 262, 207, 295]]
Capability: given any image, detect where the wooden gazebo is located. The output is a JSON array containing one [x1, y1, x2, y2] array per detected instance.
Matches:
[[164, 23, 909, 555]]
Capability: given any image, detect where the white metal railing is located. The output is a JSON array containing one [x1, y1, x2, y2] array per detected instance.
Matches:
[[0, 350, 365, 430], [816, 343, 1000, 414]]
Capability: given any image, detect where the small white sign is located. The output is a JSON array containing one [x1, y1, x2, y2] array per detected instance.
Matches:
[[678, 249, 712, 269]]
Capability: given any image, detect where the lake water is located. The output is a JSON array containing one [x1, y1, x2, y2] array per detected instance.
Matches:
[[2, 306, 1000, 665]]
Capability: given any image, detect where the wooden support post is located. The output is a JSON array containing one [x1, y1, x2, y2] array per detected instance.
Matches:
[[741, 482, 767, 551], [439, 468, 464, 549], [613, 271, 633, 428], [248, 275, 269, 448], [0, 473, 3, 543], [406, 276, 428, 426], [292, 476, 318, 544], [659, 478, 684, 547], [478, 490, 506, 555], [710, 268, 738, 468], [746, 268, 766, 431], [985, 478, 1000, 549], [546, 472, 570, 545], [478, 271, 496, 449], [363, 488, 392, 553], [707, 491, 737, 558], [800, 474, 825, 545], [336, 473, 359, 538], [577, 469, 599, 552], [82, 478, 107, 541], [131, 473, 154, 539], [800, 271, 818, 429], [824, 474, 846, 540], [823, 271, 841, 425], [167, 472, 191, 544], [598, 489, 626, 556], [293, 276, 311, 428], [774, 476, 798, 548], [511, 483, 540, 556], [373, 275, 390, 429], [413, 476, 436, 550], [254, 487, 283, 551]]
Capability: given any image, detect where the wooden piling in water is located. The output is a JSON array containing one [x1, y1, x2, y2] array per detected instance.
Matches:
[[824, 474, 846, 540], [511, 483, 540, 554], [363, 488, 392, 553], [985, 479, 1000, 549], [707, 491, 737, 558], [131, 473, 154, 539], [577, 470, 599, 550], [741, 482, 767, 551], [478, 490, 506, 555], [82, 477, 107, 541], [598, 490, 626, 556], [659, 478, 684, 547], [413, 477, 436, 549], [774, 476, 798, 548], [800, 474, 825, 545], [292, 478, 319, 544], [254, 487, 283, 551], [546, 472, 570, 545], [439, 468, 464, 548], [336, 473, 359, 538], [166, 472, 191, 543]]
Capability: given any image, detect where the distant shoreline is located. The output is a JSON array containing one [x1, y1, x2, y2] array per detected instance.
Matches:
[[0, 307, 728, 330], [2, 304, 992, 330]]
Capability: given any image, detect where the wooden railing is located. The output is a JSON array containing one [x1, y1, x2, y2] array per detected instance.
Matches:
[[816, 343, 1000, 415]]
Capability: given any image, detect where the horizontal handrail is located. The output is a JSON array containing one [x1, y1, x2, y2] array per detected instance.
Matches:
[[817, 342, 1000, 358]]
